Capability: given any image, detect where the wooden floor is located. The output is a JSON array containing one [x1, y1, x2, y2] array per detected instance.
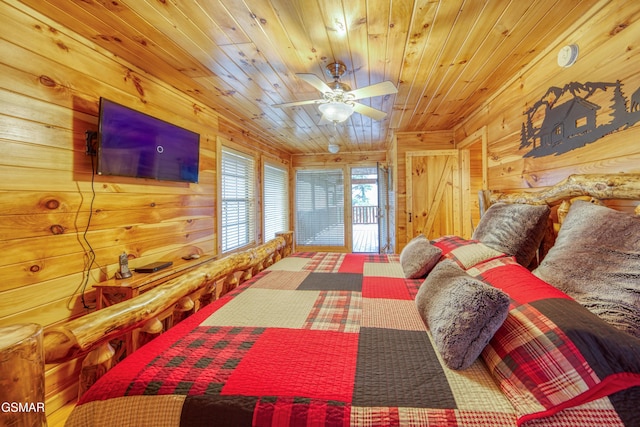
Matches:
[[352, 223, 378, 253], [299, 223, 379, 253]]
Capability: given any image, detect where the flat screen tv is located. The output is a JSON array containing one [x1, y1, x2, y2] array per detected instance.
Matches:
[[97, 98, 200, 183]]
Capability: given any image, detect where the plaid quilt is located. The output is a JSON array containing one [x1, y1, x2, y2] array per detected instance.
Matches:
[[67, 252, 639, 427]]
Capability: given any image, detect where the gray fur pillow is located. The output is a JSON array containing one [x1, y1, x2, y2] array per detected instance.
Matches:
[[533, 201, 640, 338], [472, 202, 550, 267], [415, 260, 510, 370], [400, 235, 442, 279]]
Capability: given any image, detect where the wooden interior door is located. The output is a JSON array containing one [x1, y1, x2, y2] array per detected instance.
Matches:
[[406, 150, 461, 240]]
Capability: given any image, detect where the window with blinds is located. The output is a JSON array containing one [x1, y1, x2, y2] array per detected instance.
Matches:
[[221, 147, 255, 252], [263, 163, 289, 241], [295, 169, 344, 247]]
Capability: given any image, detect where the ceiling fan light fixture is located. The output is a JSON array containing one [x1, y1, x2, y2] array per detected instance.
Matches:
[[328, 143, 340, 154], [318, 102, 354, 122]]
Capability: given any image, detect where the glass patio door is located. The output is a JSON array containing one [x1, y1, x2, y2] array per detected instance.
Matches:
[[351, 167, 378, 253], [295, 169, 345, 249]]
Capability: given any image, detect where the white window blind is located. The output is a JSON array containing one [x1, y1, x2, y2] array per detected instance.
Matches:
[[221, 148, 255, 252], [295, 169, 344, 246], [263, 163, 289, 241]]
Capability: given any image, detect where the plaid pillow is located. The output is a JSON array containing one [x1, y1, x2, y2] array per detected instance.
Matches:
[[431, 235, 506, 269], [470, 258, 640, 423]]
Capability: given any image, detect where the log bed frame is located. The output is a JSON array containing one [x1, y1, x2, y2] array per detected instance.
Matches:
[[23, 174, 640, 419], [44, 230, 294, 397]]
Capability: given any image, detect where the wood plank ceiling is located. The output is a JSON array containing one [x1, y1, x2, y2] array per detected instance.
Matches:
[[21, 0, 600, 155]]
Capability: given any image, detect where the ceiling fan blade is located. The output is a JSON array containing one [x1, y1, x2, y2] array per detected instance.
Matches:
[[272, 98, 322, 108], [296, 73, 333, 93], [352, 102, 388, 121], [348, 81, 398, 100]]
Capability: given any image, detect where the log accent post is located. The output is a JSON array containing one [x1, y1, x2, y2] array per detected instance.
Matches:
[[265, 253, 276, 267], [253, 260, 265, 275], [220, 273, 239, 296], [240, 268, 253, 283], [138, 317, 164, 348], [173, 296, 195, 324], [540, 216, 557, 262], [478, 190, 492, 217], [0, 324, 46, 427], [79, 342, 115, 398], [276, 231, 294, 257], [198, 280, 217, 307], [557, 196, 603, 226]]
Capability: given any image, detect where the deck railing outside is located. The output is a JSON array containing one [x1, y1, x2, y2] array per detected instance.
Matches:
[[352, 205, 378, 224]]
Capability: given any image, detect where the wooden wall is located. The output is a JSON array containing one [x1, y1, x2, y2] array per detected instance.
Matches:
[[454, 1, 640, 195], [292, 151, 387, 169], [464, 141, 484, 228], [0, 0, 289, 419]]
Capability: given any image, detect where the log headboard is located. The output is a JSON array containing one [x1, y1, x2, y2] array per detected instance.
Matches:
[[479, 173, 640, 261], [480, 173, 640, 214]]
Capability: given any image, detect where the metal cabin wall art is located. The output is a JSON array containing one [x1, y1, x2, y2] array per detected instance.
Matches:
[[520, 80, 640, 158]]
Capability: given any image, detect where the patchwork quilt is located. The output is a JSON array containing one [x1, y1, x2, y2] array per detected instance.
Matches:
[[67, 250, 640, 427]]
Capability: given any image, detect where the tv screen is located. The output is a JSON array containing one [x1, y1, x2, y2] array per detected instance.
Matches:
[[97, 98, 200, 183]]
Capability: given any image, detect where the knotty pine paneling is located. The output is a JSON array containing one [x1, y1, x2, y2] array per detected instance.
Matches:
[[454, 1, 640, 193], [468, 143, 483, 230], [16, 0, 605, 155], [0, 1, 290, 419], [292, 151, 387, 168]]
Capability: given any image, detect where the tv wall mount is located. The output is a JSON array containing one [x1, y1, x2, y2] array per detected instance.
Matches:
[[85, 130, 97, 156]]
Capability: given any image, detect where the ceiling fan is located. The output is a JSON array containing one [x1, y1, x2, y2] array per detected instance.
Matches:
[[272, 62, 398, 123]]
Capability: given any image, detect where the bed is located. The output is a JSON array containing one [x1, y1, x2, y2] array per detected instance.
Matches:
[[45, 174, 640, 426]]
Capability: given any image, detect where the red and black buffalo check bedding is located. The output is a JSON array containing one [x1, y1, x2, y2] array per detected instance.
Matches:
[[67, 248, 640, 427]]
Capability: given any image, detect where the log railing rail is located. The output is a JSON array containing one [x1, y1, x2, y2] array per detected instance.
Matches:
[[42, 231, 293, 394], [352, 205, 378, 224]]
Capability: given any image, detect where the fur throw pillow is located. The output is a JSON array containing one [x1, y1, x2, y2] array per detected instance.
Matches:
[[400, 235, 442, 279], [472, 202, 550, 267], [415, 260, 510, 370], [534, 200, 640, 338]]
